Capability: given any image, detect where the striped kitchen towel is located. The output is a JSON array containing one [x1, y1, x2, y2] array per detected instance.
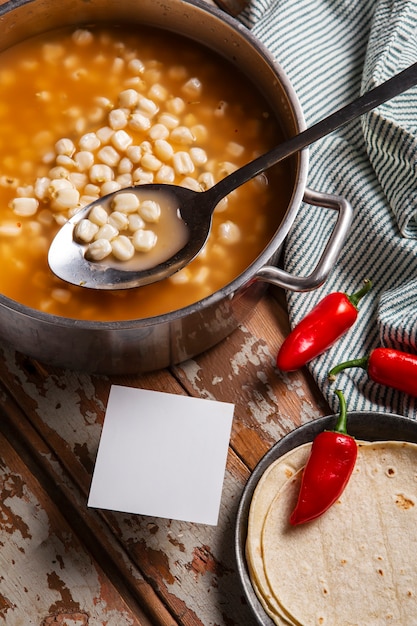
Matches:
[[239, 0, 417, 418]]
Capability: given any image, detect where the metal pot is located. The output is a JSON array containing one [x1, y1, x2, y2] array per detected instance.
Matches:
[[0, 0, 352, 374]]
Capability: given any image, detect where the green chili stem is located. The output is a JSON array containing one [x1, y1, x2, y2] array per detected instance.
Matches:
[[348, 279, 372, 308], [328, 355, 369, 381], [334, 389, 348, 434]]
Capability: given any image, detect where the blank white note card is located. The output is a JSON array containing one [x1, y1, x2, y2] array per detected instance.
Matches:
[[88, 385, 234, 525]]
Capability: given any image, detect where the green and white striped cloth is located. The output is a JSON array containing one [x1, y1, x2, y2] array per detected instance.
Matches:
[[239, 0, 417, 418]]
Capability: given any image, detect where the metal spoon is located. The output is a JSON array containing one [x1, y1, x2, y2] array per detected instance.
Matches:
[[48, 62, 417, 290]]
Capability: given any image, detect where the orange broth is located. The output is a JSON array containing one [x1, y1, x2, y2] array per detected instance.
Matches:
[[0, 25, 292, 321]]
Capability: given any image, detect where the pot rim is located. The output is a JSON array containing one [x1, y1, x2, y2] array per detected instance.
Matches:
[[0, 0, 309, 331]]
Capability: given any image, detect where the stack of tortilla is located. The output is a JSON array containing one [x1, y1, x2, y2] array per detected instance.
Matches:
[[246, 440, 417, 625]]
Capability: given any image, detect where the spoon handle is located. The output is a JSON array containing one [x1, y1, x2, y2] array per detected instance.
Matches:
[[208, 62, 417, 203]]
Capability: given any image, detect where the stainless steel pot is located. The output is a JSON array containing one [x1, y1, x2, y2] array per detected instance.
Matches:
[[0, 0, 352, 374]]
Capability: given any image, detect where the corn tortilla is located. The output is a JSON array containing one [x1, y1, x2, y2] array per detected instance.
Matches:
[[246, 444, 311, 624], [247, 440, 417, 626]]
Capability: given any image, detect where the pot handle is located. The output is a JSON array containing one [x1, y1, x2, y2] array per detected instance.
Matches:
[[255, 187, 353, 291]]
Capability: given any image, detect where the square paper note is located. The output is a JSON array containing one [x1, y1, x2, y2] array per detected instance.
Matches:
[[88, 385, 234, 525]]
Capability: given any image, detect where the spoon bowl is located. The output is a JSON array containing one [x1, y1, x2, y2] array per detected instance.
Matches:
[[48, 61, 417, 290]]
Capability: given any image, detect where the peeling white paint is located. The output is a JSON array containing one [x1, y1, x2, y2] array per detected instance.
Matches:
[[180, 359, 216, 400], [0, 466, 134, 626]]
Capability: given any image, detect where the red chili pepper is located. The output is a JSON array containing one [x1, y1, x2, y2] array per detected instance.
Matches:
[[328, 347, 417, 397], [276, 280, 372, 371], [289, 389, 357, 526]]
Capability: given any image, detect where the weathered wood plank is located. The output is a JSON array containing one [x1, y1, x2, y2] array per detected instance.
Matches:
[[0, 383, 180, 625], [173, 292, 329, 469]]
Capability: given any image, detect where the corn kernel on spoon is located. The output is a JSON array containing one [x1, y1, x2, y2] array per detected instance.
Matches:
[[48, 62, 417, 290]]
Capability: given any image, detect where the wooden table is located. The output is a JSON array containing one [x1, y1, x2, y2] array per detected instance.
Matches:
[[0, 286, 329, 626]]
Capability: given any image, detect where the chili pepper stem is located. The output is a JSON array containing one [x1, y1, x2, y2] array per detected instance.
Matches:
[[348, 279, 372, 308], [328, 356, 369, 382], [334, 389, 349, 434]]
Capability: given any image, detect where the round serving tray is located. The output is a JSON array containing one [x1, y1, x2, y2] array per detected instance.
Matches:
[[235, 411, 417, 626]]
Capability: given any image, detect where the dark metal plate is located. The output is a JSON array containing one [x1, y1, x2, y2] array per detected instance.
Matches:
[[235, 411, 417, 626]]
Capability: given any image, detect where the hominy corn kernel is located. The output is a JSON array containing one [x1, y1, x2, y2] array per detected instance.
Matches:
[[138, 199, 161, 223], [168, 267, 191, 284], [52, 186, 80, 210], [218, 220, 241, 244], [10, 197, 39, 216], [158, 112, 179, 129], [148, 123, 169, 141], [125, 213, 144, 232], [96, 126, 114, 144], [132, 228, 157, 252], [137, 96, 159, 118], [89, 163, 114, 183], [48, 166, 70, 179], [127, 58, 145, 75], [112, 57, 125, 74], [79, 194, 100, 208], [56, 157, 75, 171], [111, 235, 135, 261], [118, 88, 139, 108], [153, 139, 174, 161], [191, 124, 208, 143], [51, 288, 72, 304], [217, 161, 238, 177], [226, 141, 244, 158], [74, 218, 99, 243], [166, 96, 185, 115], [84, 183, 101, 196], [173, 151, 194, 175], [16, 184, 34, 198], [79, 132, 101, 151], [180, 177, 201, 191], [0, 175, 19, 189], [118, 157, 134, 174], [72, 29, 94, 46], [148, 83, 168, 102], [182, 77, 202, 98], [0, 222, 22, 237], [74, 151, 95, 171], [95, 223, 118, 241], [132, 168, 154, 184], [170, 126, 195, 145], [126, 145, 142, 163], [55, 137, 76, 156], [88, 204, 109, 226], [97, 145, 121, 167], [189, 147, 208, 166], [48, 178, 73, 195], [140, 140, 152, 154], [116, 173, 133, 187], [101, 181, 122, 195], [198, 172, 215, 190], [110, 191, 139, 213], [129, 112, 151, 131], [85, 238, 112, 261], [141, 153, 162, 171], [69, 172, 88, 189], [214, 100, 228, 117], [108, 210, 129, 230], [111, 129, 133, 152], [155, 164, 175, 183]]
